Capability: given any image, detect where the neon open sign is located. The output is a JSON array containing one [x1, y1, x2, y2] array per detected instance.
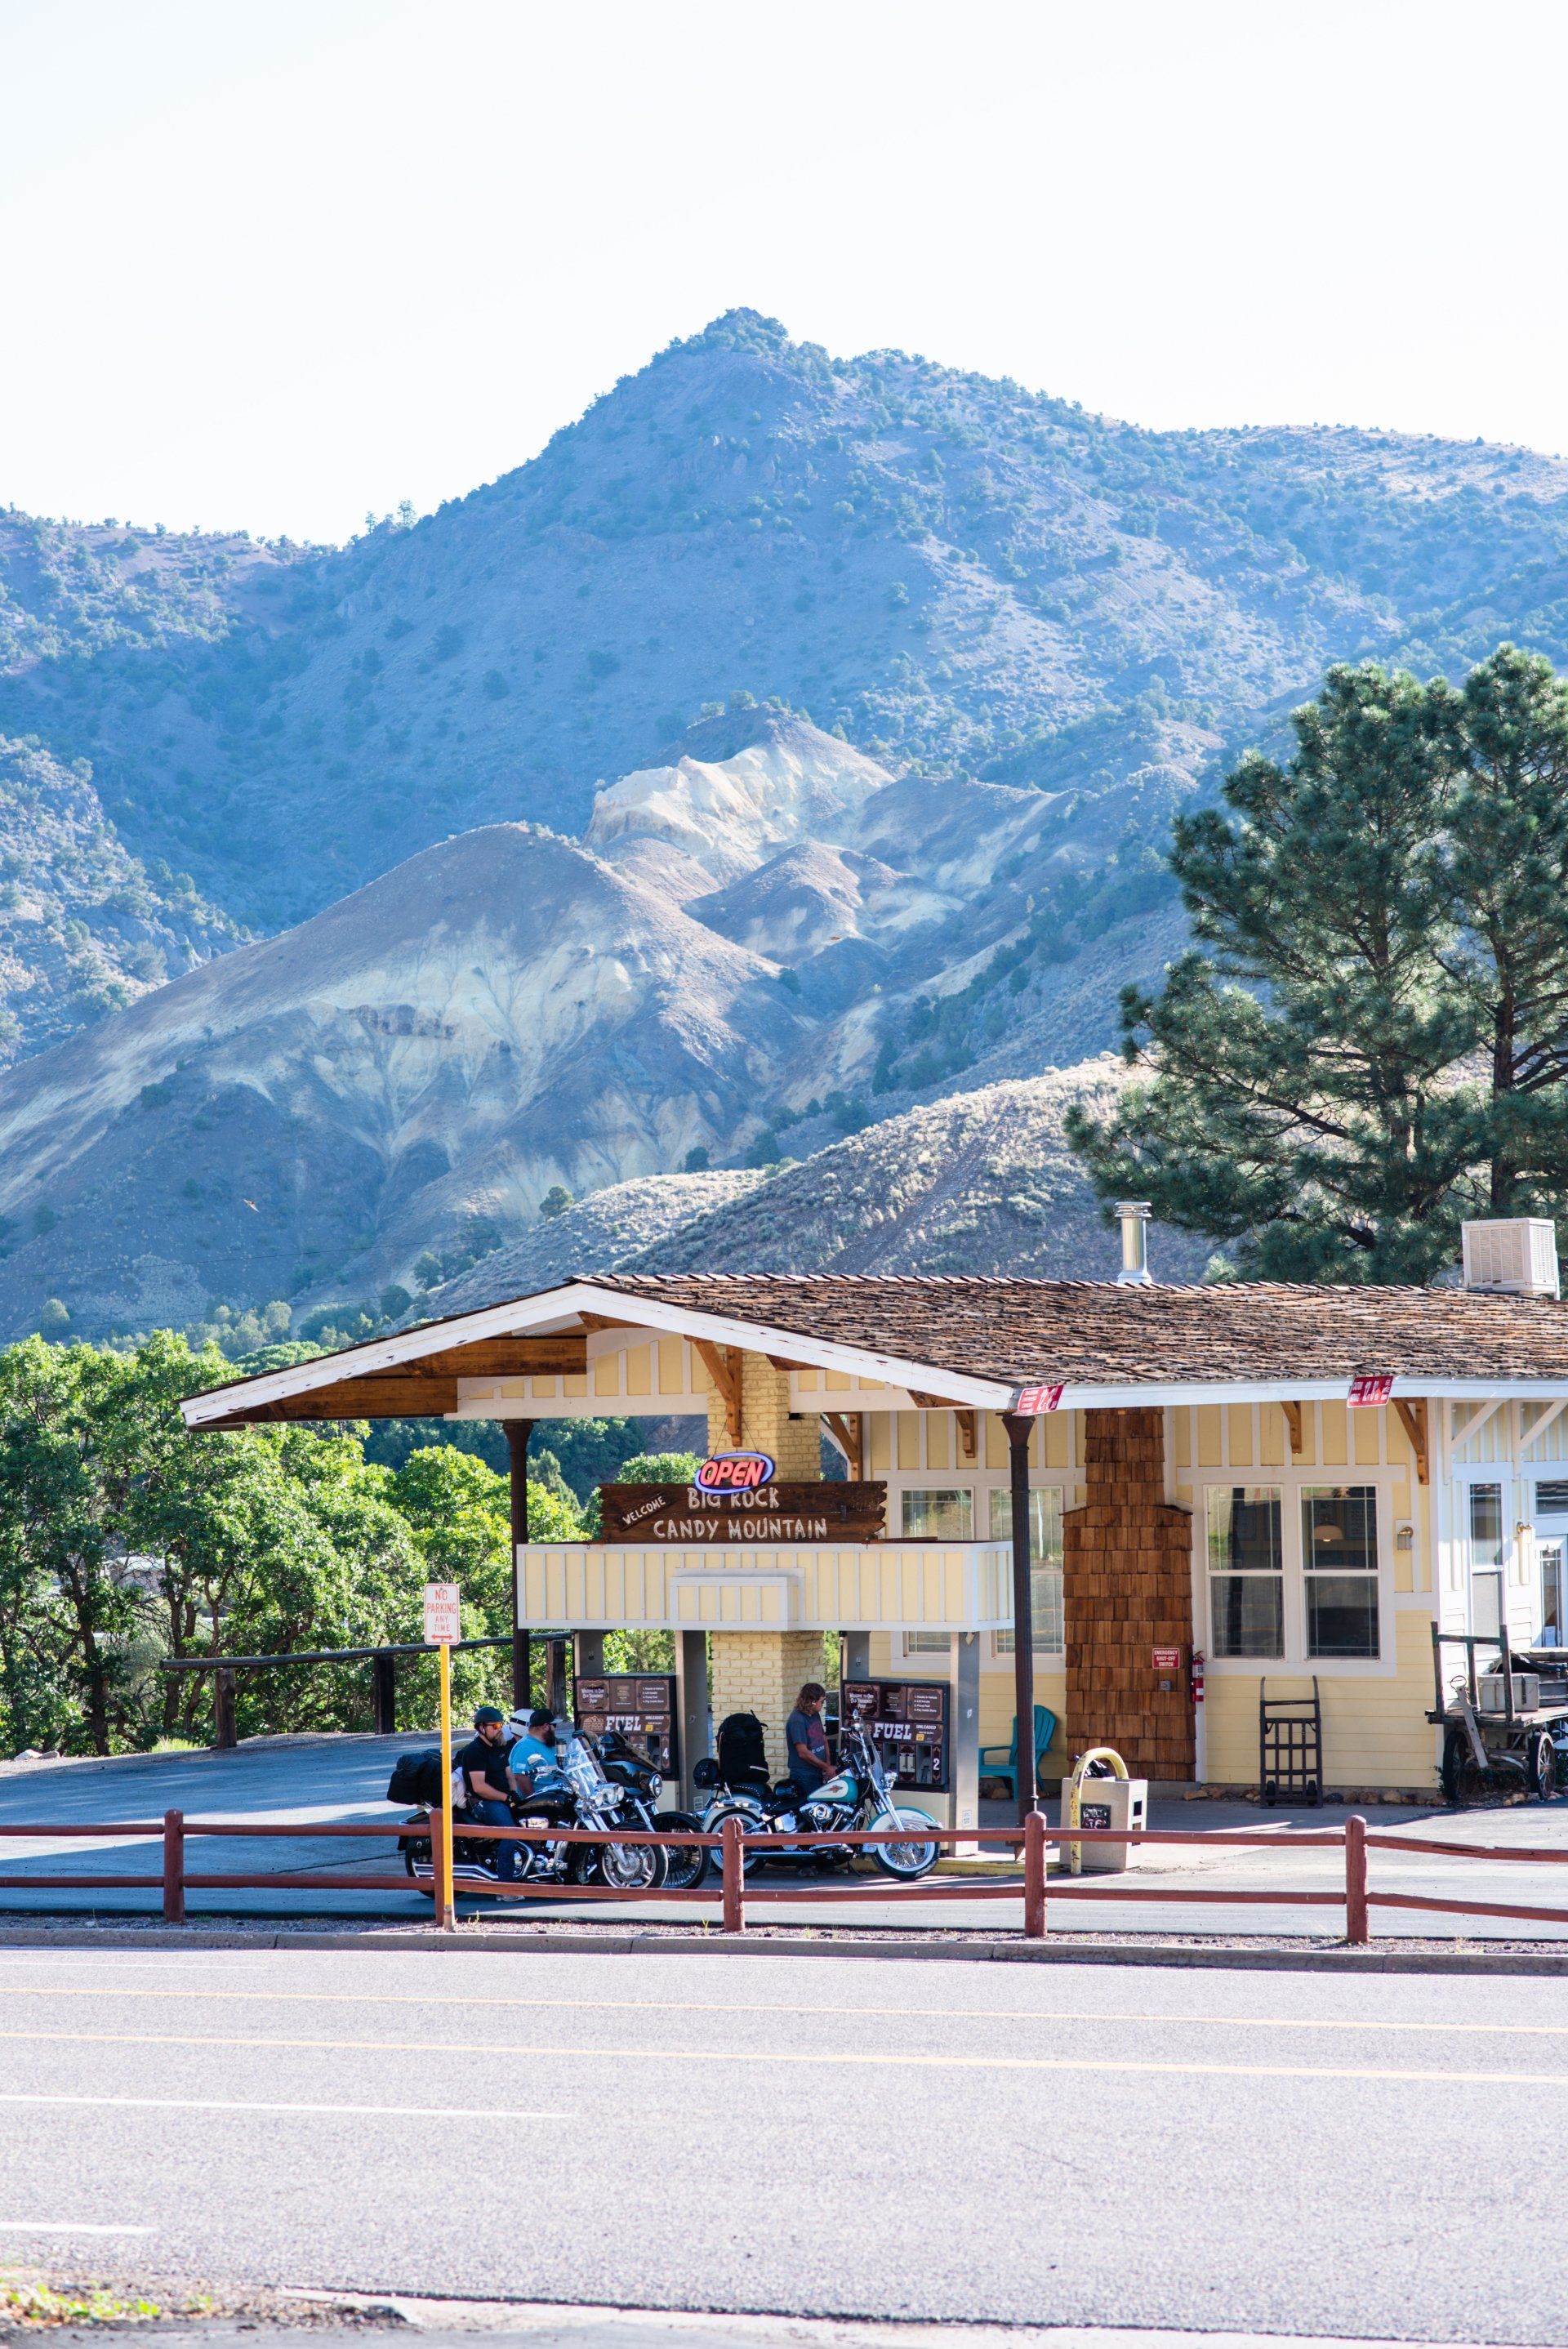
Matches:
[[694, 1451, 777, 1493]]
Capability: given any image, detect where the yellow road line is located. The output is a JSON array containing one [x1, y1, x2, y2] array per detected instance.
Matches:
[[0, 2025, 1562, 2087], [0, 1983, 1566, 2039]]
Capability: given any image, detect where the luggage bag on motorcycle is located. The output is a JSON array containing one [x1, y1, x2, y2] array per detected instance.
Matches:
[[386, 1749, 447, 1806], [716, 1711, 770, 1794]]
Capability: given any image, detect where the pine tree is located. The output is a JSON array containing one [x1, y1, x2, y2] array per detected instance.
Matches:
[[1066, 648, 1568, 1283]]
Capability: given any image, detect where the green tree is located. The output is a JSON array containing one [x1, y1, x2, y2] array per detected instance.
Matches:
[[0, 1339, 140, 1753], [1067, 649, 1568, 1281]]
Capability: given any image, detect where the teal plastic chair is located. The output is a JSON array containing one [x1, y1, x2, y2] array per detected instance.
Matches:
[[980, 1705, 1057, 1798]]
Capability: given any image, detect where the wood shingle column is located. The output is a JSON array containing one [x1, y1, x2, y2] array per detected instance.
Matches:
[[1063, 1408, 1195, 1780]]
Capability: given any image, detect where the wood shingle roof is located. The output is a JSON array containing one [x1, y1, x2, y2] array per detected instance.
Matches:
[[589, 1273, 1568, 1388]]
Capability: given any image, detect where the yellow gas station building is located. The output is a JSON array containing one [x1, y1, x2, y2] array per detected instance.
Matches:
[[183, 1217, 1568, 1819]]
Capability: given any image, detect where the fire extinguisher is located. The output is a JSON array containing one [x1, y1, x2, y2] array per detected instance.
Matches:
[[1190, 1648, 1205, 1706]]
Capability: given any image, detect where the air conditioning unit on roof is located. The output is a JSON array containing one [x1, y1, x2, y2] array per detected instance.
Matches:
[[1461, 1218, 1561, 1299]]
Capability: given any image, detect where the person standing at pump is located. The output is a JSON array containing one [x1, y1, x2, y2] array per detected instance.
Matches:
[[457, 1705, 519, 1884], [786, 1683, 832, 1797]]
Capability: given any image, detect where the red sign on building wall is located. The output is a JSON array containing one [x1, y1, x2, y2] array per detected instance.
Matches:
[[1348, 1375, 1394, 1407], [1013, 1384, 1065, 1415]]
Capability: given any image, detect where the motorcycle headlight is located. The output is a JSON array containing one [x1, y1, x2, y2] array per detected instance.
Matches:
[[648, 1772, 662, 1800]]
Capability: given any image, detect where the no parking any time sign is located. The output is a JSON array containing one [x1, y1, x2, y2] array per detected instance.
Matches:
[[422, 1583, 461, 1645]]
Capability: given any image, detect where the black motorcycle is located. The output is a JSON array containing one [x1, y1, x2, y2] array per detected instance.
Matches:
[[394, 1722, 668, 1896], [598, 1728, 706, 1892]]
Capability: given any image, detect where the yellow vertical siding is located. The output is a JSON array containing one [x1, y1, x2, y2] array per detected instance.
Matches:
[[1202, 1610, 1439, 1790]]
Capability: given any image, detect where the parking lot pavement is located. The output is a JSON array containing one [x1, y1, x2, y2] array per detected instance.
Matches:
[[1, 1942, 1566, 2341], [0, 1736, 417, 1917], [1, 1739, 1567, 1937]]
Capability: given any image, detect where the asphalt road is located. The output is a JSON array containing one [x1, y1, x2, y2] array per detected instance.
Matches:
[[0, 1943, 1563, 2344]]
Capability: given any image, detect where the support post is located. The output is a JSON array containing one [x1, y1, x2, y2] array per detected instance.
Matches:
[[547, 1636, 568, 1721], [675, 1629, 709, 1804], [574, 1631, 606, 1679], [213, 1666, 237, 1751], [721, 1812, 746, 1934], [506, 1420, 535, 1711], [1344, 1812, 1369, 1946], [1022, 1807, 1047, 1940], [841, 1631, 871, 1683], [1000, 1412, 1038, 1826], [430, 1796, 453, 1932], [162, 1809, 185, 1925], [953, 1629, 981, 1848], [372, 1648, 396, 1736]]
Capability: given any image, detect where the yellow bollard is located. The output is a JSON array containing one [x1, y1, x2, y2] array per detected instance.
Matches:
[[436, 1637, 456, 1930]]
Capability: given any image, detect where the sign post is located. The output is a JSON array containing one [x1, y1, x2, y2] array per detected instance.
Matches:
[[423, 1582, 461, 1931]]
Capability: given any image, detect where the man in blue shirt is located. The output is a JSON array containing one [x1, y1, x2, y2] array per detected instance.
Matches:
[[786, 1683, 832, 1797], [506, 1708, 562, 1794]]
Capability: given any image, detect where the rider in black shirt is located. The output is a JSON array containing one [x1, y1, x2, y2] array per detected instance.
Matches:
[[456, 1705, 519, 1882]]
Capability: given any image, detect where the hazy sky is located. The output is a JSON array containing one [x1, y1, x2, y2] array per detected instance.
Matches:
[[4, 0, 1565, 545]]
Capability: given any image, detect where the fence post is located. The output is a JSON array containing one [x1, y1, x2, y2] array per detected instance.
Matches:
[[372, 1649, 396, 1736], [430, 1801, 453, 1931], [1344, 1812, 1369, 1946], [162, 1809, 185, 1926], [721, 1815, 745, 1934], [1023, 1809, 1047, 1940], [213, 1667, 237, 1751]]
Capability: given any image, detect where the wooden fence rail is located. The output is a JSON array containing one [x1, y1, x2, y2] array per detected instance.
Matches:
[[0, 1811, 1559, 1943]]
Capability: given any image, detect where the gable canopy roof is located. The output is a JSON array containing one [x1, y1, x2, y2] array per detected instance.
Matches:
[[180, 1271, 1568, 1432]]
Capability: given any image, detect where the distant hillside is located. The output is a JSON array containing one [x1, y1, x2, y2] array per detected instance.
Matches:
[[421, 1170, 764, 1319], [6, 308, 1568, 941], [6, 307, 1568, 1337], [630, 1066, 1212, 1283], [0, 822, 807, 1339], [0, 734, 238, 1068]]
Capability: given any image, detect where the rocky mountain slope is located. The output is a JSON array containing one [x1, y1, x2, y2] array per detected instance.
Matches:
[[423, 1170, 764, 1318], [5, 310, 1568, 948], [415, 1066, 1211, 1317], [6, 308, 1568, 1336], [0, 702, 1206, 1338], [0, 734, 238, 1069], [0, 820, 812, 1339]]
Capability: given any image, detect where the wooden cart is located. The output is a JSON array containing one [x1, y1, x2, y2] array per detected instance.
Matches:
[[1428, 1624, 1568, 1804]]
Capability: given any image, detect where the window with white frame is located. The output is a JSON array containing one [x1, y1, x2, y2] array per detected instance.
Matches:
[[903, 1631, 952, 1657], [900, 1488, 973, 1540], [987, 1487, 1064, 1654], [1301, 1486, 1380, 1659], [1468, 1481, 1504, 1640], [1206, 1487, 1284, 1658]]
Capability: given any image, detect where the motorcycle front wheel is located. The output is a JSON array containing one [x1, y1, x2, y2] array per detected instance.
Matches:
[[871, 1807, 941, 1879], [654, 1809, 707, 1889], [705, 1801, 774, 1876], [598, 1831, 669, 1891]]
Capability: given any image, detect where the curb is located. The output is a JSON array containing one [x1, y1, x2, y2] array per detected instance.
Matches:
[[0, 1920, 1563, 1972]]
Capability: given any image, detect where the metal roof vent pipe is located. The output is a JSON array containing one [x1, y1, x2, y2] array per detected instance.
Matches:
[[1460, 1218, 1561, 1299], [1116, 1200, 1153, 1286]]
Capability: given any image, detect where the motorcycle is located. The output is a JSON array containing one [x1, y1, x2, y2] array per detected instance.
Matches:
[[598, 1727, 707, 1892], [702, 1724, 941, 1880], [397, 1719, 668, 1897]]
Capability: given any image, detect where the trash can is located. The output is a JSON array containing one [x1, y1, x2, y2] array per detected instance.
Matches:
[[1059, 1765, 1148, 1873]]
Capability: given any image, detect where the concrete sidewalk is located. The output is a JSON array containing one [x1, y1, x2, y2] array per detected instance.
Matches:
[[0, 1734, 1564, 1937]]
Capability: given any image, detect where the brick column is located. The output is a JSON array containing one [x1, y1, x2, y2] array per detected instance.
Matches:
[[1062, 1407, 1194, 1780], [706, 1350, 823, 1780]]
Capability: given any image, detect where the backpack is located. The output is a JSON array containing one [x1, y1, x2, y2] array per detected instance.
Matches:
[[716, 1711, 770, 1794], [386, 1749, 447, 1807]]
